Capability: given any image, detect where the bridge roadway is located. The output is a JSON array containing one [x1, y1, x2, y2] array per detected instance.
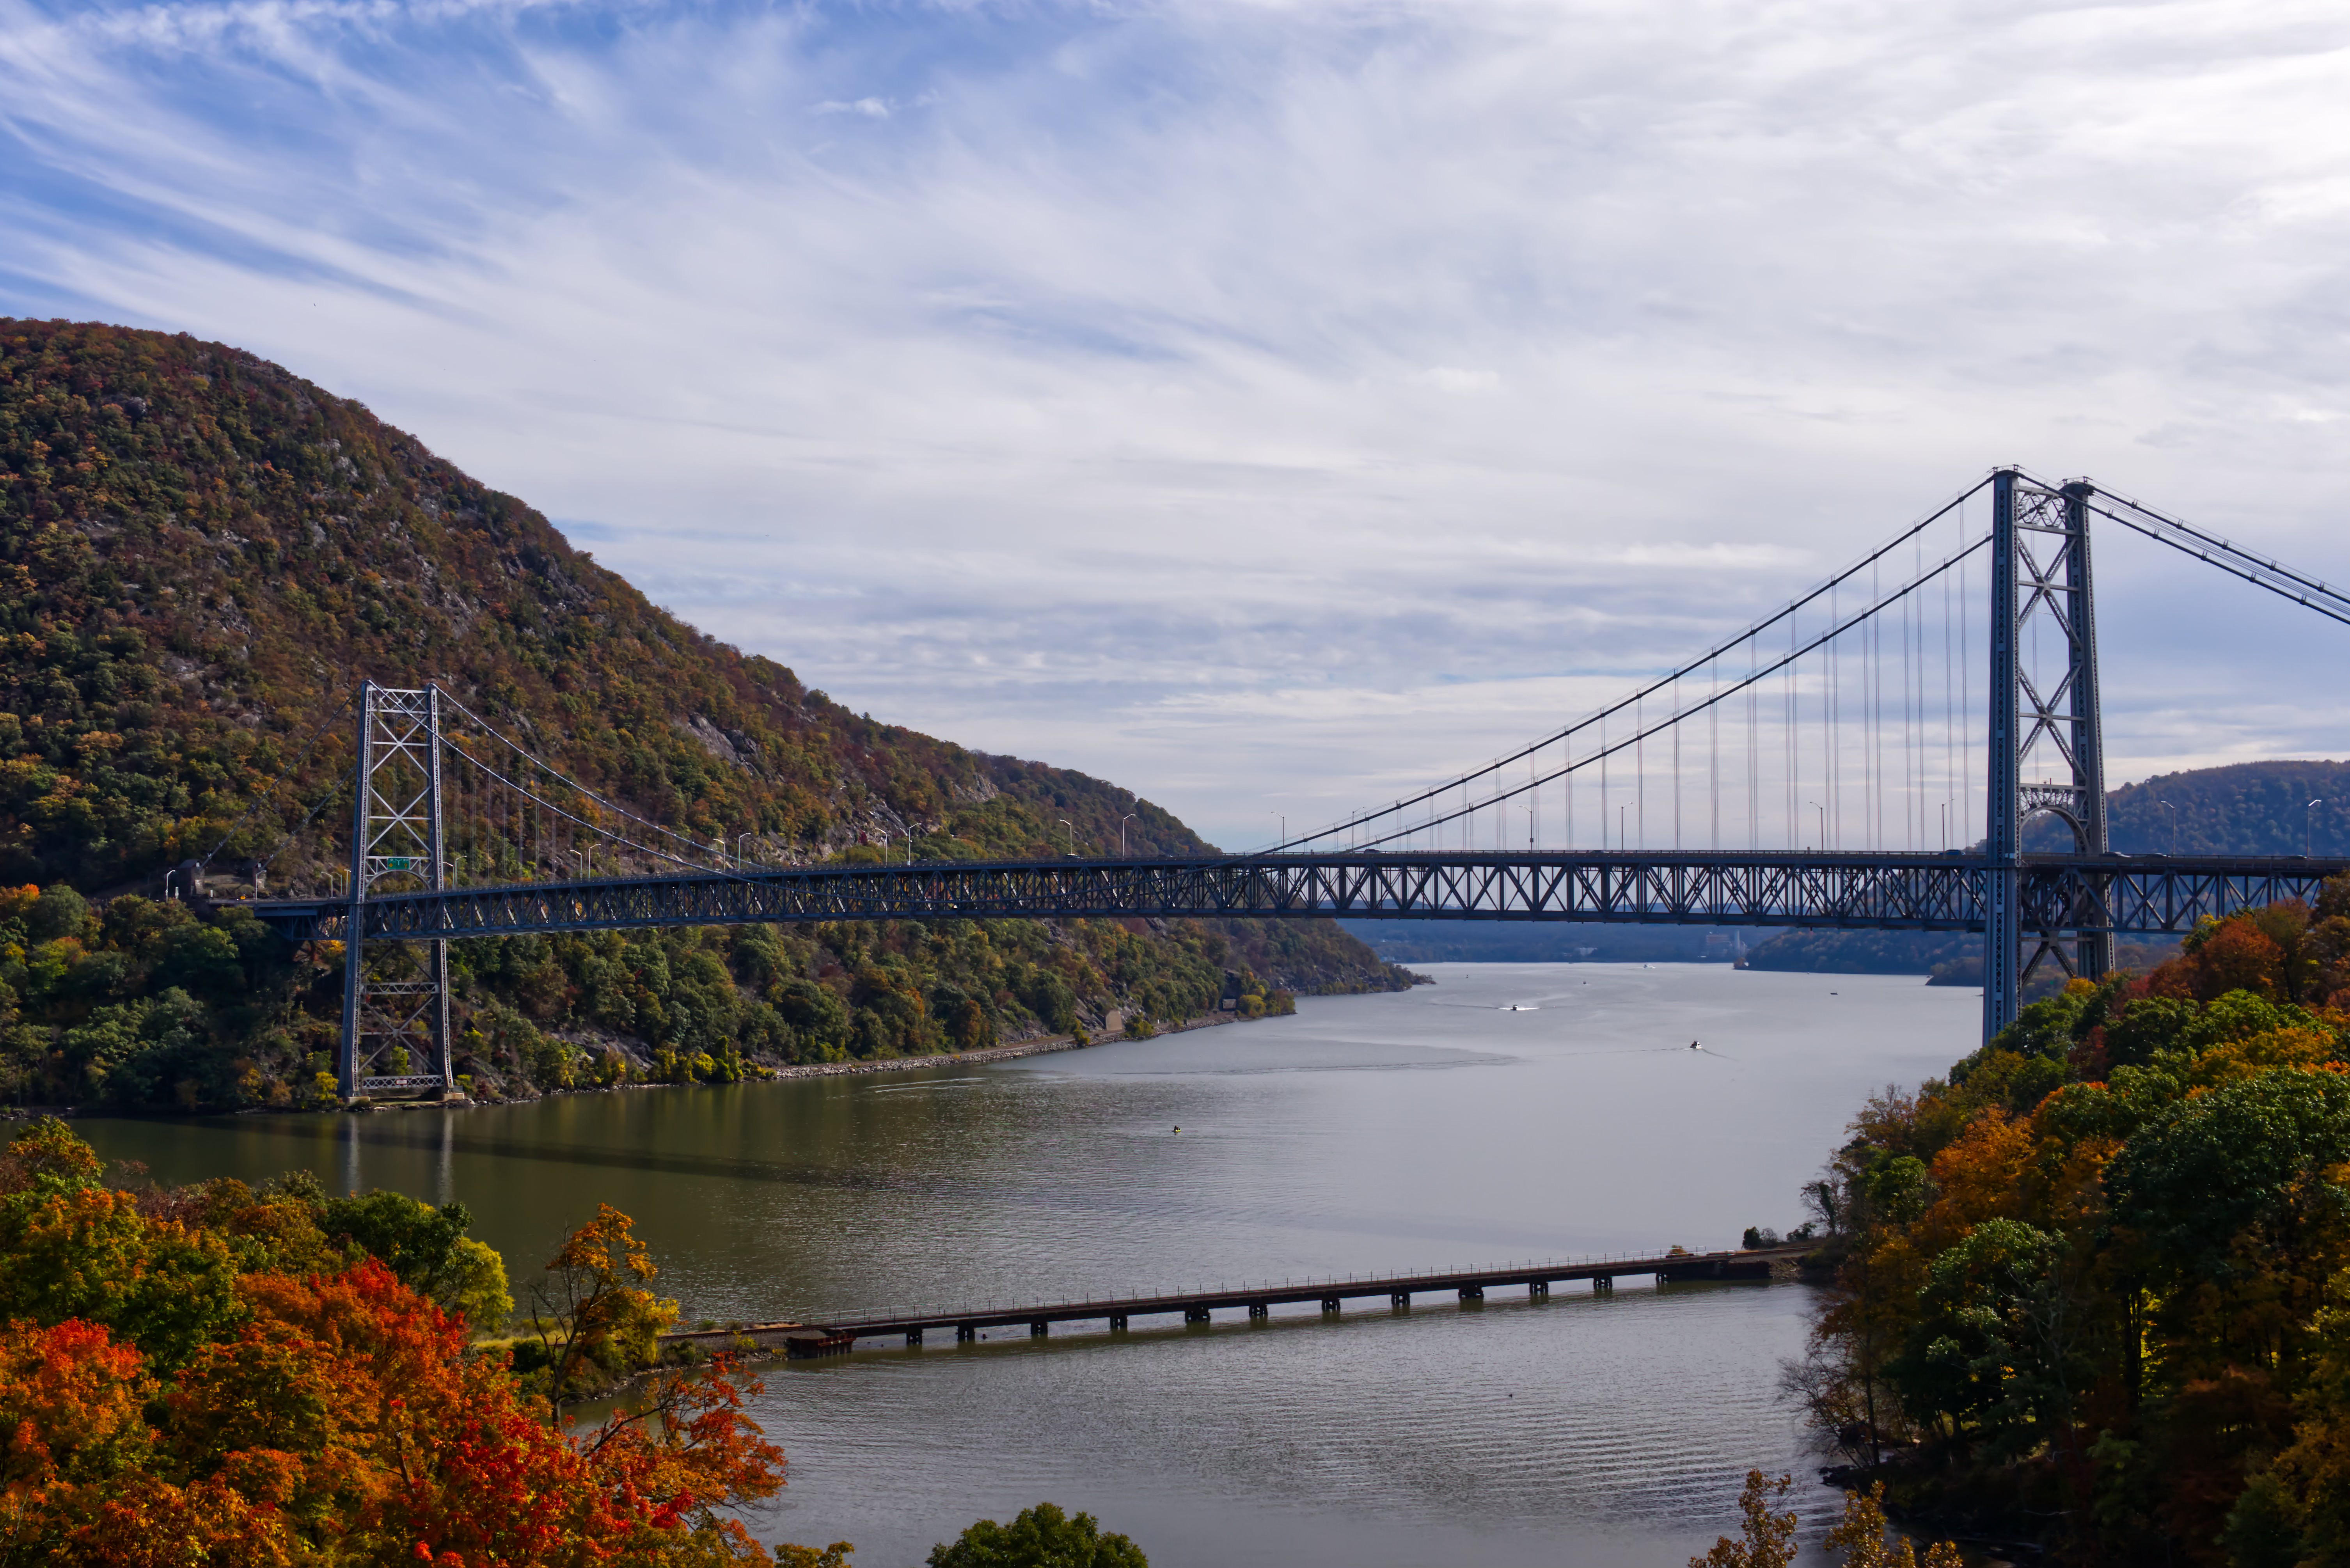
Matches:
[[663, 1243, 1814, 1359], [241, 849, 2350, 944]]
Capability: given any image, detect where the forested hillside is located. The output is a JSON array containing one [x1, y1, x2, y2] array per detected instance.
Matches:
[[2037, 758, 2350, 857], [0, 319, 1409, 1110], [1795, 880, 2350, 1562]]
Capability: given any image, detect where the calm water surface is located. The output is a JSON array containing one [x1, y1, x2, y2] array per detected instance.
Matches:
[[81, 963, 1976, 1567]]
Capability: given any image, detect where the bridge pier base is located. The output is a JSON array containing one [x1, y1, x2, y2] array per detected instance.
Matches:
[[955, 1323, 976, 1343], [906, 1327, 922, 1346], [1390, 1291, 1410, 1309], [1029, 1320, 1049, 1337], [1530, 1280, 1549, 1299], [1458, 1285, 1484, 1303], [1247, 1302, 1269, 1321], [1594, 1276, 1613, 1294], [1109, 1314, 1129, 1332], [1321, 1296, 1341, 1313], [1184, 1306, 1210, 1324]]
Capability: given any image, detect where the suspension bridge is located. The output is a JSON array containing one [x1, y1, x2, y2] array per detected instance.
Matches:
[[225, 469, 2350, 1097]]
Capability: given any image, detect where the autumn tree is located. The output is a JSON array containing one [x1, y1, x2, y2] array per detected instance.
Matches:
[[527, 1201, 680, 1420], [1823, 1484, 1962, 1568], [1688, 1471, 1796, 1568], [0, 1119, 793, 1566]]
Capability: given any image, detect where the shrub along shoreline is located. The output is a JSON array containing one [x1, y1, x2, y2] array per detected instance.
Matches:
[[3, 1006, 1279, 1121]]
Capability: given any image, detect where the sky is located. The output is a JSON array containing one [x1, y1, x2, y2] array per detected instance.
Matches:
[[4, 0, 2349, 850]]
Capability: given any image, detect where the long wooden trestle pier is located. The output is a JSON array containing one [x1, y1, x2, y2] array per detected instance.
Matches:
[[664, 1243, 1811, 1360]]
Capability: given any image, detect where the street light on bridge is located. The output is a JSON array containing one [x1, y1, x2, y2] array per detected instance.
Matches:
[[2311, 799, 2327, 858], [1808, 800, 1824, 852]]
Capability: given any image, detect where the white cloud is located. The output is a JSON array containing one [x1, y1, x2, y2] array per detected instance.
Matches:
[[4, 0, 2348, 847]]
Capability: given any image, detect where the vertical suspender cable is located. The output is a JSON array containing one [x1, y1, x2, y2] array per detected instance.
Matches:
[[1960, 541, 1973, 846], [1899, 536, 1917, 860], [1747, 637, 1759, 851], [1864, 562, 1876, 849], [1944, 536, 1956, 848], [1872, 560, 1885, 850], [1785, 612, 1798, 850], [1635, 693, 1645, 850], [1710, 655, 1720, 852], [1565, 736, 1574, 850], [1672, 678, 1682, 851], [1600, 711, 1609, 851], [1900, 545, 1912, 849], [1826, 581, 1839, 849]]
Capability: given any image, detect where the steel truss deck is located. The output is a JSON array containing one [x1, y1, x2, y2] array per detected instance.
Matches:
[[237, 850, 2350, 944]]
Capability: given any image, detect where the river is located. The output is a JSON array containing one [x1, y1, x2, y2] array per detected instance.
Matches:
[[78, 962, 1977, 1567]]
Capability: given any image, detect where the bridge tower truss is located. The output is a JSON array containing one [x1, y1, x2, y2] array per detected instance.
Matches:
[[1983, 471, 2111, 1040], [337, 683, 454, 1098]]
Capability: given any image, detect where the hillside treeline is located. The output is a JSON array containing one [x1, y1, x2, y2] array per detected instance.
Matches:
[[1796, 878, 2350, 1563], [0, 880, 1407, 1109], [2034, 759, 2350, 858]]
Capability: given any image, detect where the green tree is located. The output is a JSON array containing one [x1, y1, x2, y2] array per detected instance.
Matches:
[[928, 1503, 1148, 1568], [2106, 1069, 2350, 1285], [1886, 1218, 2073, 1458]]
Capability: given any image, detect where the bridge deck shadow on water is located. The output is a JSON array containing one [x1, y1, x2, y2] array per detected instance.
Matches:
[[658, 1243, 1818, 1360]]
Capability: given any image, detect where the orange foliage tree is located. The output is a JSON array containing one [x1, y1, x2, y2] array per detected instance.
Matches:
[[0, 1119, 789, 1566]]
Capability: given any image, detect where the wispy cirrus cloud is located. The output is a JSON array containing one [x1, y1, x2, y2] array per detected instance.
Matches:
[[4, 0, 2349, 845]]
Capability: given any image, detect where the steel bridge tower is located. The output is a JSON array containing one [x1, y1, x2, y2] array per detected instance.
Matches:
[[338, 683, 455, 1098], [1983, 471, 2110, 1041]]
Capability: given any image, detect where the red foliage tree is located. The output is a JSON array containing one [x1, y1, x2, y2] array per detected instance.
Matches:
[[0, 1121, 788, 1566]]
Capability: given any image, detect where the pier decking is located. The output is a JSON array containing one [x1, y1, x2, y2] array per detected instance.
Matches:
[[662, 1243, 1810, 1360]]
